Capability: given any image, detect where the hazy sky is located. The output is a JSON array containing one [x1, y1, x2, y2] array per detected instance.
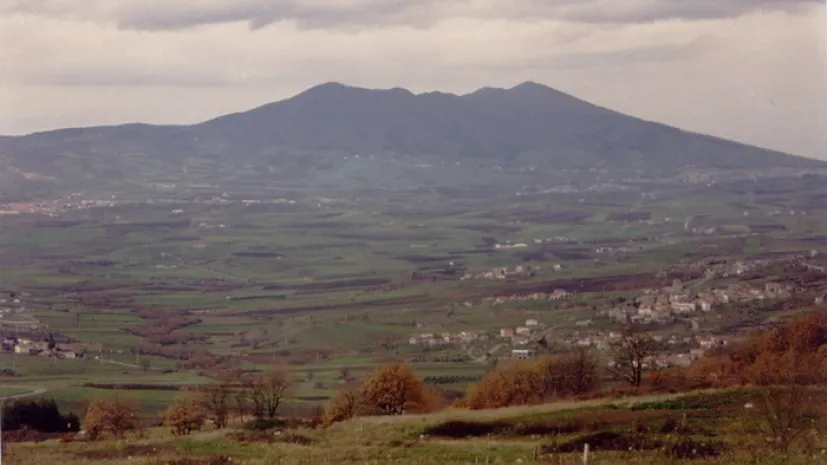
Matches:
[[1, 1, 825, 159]]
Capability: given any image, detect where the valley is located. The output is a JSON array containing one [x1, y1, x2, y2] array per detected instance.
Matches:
[[0, 82, 825, 464], [1, 163, 826, 421]]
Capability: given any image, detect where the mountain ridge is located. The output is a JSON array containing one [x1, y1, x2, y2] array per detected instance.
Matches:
[[0, 81, 824, 198]]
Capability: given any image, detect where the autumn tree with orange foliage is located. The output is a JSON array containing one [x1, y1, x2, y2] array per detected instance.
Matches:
[[358, 362, 429, 415], [420, 385, 448, 412], [689, 311, 827, 387], [161, 398, 206, 436], [322, 386, 360, 427], [465, 361, 544, 410], [322, 363, 441, 426], [647, 369, 688, 392], [689, 311, 827, 452], [685, 350, 737, 388], [82, 396, 139, 440]]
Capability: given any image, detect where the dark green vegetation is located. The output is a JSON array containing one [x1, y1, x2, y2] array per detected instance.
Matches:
[[2, 398, 80, 433]]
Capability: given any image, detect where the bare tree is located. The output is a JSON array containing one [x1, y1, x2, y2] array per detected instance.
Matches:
[[339, 368, 355, 382], [250, 368, 292, 420], [197, 382, 232, 429], [607, 329, 660, 388], [234, 388, 250, 422], [561, 347, 600, 396]]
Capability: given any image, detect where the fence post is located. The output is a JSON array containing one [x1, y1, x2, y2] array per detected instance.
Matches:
[[582, 443, 590, 465]]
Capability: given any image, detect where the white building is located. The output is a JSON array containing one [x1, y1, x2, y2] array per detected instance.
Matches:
[[511, 349, 536, 360]]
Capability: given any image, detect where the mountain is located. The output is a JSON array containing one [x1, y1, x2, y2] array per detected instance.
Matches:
[[0, 82, 823, 198]]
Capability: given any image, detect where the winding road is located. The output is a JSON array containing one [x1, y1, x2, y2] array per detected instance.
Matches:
[[0, 386, 48, 400]]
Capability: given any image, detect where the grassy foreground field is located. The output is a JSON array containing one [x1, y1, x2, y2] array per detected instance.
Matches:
[[4, 389, 826, 465]]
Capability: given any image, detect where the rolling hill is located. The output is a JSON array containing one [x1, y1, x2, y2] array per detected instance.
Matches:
[[0, 81, 823, 198]]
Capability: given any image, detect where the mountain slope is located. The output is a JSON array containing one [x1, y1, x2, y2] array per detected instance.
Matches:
[[0, 81, 823, 197]]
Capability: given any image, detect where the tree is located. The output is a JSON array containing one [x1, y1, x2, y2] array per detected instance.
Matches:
[[322, 386, 360, 427], [1, 399, 79, 433], [685, 353, 736, 388], [466, 361, 543, 410], [82, 397, 139, 440], [744, 349, 827, 452], [161, 399, 205, 436], [234, 388, 250, 422], [534, 348, 599, 399], [684, 311, 827, 452], [358, 362, 427, 415], [607, 329, 660, 387], [139, 358, 151, 373], [338, 368, 354, 382], [249, 368, 291, 420], [197, 382, 232, 429], [560, 348, 600, 396]]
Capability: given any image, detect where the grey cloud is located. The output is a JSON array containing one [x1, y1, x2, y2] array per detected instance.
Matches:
[[566, 0, 821, 24], [2, 0, 821, 31], [477, 38, 712, 72]]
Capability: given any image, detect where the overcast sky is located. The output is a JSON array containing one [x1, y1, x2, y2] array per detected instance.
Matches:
[[1, 0, 824, 159]]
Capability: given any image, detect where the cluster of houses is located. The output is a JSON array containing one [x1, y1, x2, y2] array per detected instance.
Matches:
[[461, 265, 538, 281], [408, 331, 484, 347], [602, 280, 792, 325], [683, 253, 819, 281], [493, 242, 529, 250], [498, 319, 543, 346], [595, 246, 641, 256], [563, 330, 730, 369], [462, 263, 566, 281], [1, 337, 85, 360], [408, 318, 549, 349], [481, 289, 572, 306]]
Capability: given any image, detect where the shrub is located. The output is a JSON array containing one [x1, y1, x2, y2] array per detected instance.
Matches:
[[1, 399, 79, 433], [358, 362, 428, 415], [535, 348, 600, 398], [465, 361, 543, 410], [664, 438, 724, 459], [322, 387, 360, 427], [161, 399, 205, 436], [82, 397, 139, 440], [242, 418, 281, 431], [648, 369, 687, 392]]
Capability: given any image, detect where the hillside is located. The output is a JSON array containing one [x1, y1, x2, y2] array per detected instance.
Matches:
[[6, 389, 825, 465], [0, 82, 824, 199]]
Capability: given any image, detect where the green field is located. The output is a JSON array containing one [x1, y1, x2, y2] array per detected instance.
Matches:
[[1, 172, 827, 419]]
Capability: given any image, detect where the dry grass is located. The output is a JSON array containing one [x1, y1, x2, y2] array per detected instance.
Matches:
[[350, 390, 686, 425], [4, 389, 826, 465]]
